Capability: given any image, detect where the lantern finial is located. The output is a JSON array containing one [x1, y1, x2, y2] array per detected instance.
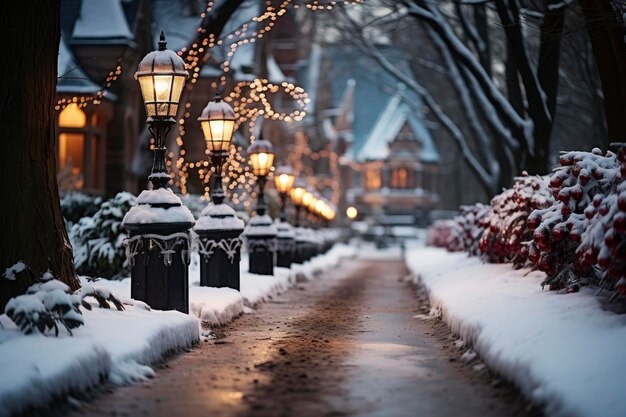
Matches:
[[158, 31, 167, 51]]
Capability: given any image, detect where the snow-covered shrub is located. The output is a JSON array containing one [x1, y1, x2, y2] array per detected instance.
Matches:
[[426, 220, 457, 248], [60, 191, 102, 224], [5, 275, 123, 336], [478, 174, 553, 266], [576, 146, 626, 297], [527, 148, 620, 290], [69, 192, 136, 278]]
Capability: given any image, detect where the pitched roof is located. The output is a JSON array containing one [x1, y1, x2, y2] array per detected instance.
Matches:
[[57, 36, 104, 96], [321, 44, 438, 163], [71, 0, 134, 45], [356, 86, 439, 163]]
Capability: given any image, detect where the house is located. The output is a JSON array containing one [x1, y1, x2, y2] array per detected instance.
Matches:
[[303, 44, 442, 225]]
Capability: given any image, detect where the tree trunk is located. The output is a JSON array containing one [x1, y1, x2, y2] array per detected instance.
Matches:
[[580, 0, 626, 141], [0, 0, 79, 312]]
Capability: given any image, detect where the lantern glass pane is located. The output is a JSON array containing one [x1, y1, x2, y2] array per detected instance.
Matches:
[[170, 75, 186, 104], [154, 75, 173, 102], [138, 76, 155, 115]]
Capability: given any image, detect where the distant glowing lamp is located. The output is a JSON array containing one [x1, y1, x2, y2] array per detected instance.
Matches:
[[247, 139, 275, 177], [346, 206, 358, 220], [274, 165, 296, 194], [198, 93, 237, 153]]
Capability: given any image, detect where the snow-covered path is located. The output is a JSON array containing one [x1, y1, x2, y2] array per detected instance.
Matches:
[[61, 255, 534, 417]]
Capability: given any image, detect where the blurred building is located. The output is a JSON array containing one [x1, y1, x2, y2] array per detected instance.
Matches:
[[300, 44, 442, 226]]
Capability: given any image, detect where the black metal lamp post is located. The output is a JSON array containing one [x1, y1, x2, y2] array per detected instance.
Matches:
[[193, 93, 244, 290], [289, 181, 307, 264], [244, 139, 277, 275], [274, 166, 296, 268], [123, 32, 194, 313]]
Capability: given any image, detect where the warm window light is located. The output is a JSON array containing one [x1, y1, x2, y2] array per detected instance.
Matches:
[[198, 93, 237, 153], [274, 165, 295, 194], [346, 206, 358, 220], [135, 32, 188, 118], [247, 139, 275, 177], [58, 103, 86, 128]]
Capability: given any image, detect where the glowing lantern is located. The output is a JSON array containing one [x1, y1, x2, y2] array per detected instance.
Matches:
[[135, 32, 188, 119]]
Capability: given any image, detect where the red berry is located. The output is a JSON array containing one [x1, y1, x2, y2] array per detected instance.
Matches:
[[618, 194, 626, 212]]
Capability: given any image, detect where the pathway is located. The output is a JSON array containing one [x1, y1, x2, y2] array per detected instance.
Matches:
[[62, 255, 539, 417]]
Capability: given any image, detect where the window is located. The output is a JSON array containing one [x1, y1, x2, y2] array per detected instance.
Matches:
[[59, 103, 86, 128], [391, 167, 410, 189], [365, 169, 381, 190]]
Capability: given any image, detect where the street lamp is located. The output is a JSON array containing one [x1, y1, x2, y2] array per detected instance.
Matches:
[[194, 93, 244, 290], [244, 138, 277, 275], [123, 32, 194, 314], [248, 139, 276, 215], [289, 180, 307, 227], [198, 92, 237, 205], [274, 165, 295, 221], [273, 165, 296, 268], [135, 32, 188, 189]]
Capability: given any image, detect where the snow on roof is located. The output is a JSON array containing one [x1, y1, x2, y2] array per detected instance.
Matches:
[[356, 84, 440, 163], [57, 36, 108, 96], [71, 0, 133, 44]]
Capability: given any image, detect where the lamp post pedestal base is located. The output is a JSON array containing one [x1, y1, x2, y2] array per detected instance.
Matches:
[[124, 222, 193, 314], [194, 203, 244, 291], [276, 221, 295, 268], [123, 188, 196, 314], [244, 214, 277, 276]]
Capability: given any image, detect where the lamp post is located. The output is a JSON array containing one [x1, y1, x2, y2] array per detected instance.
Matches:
[[289, 180, 307, 264], [274, 166, 296, 268], [122, 32, 194, 313], [193, 93, 244, 290], [244, 138, 277, 275]]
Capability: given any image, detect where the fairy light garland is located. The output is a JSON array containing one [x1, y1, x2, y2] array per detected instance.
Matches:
[[55, 59, 123, 111], [54, 0, 363, 209]]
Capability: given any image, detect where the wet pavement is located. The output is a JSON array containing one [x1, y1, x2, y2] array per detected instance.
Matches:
[[62, 256, 539, 417]]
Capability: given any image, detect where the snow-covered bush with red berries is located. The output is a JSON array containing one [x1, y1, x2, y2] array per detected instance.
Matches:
[[425, 145, 626, 299], [575, 146, 626, 297], [526, 148, 621, 290], [477, 174, 553, 266], [426, 175, 552, 266]]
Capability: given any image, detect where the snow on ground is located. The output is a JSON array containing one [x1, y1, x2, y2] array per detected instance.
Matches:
[[405, 244, 626, 417], [0, 243, 354, 416]]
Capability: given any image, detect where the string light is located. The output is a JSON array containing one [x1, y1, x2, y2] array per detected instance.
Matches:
[[55, 0, 363, 208]]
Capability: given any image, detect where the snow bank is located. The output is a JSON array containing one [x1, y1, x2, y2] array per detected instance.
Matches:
[[0, 300, 197, 417], [405, 246, 626, 417], [0, 243, 354, 415]]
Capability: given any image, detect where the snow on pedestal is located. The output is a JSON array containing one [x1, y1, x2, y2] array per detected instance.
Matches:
[[122, 188, 195, 226]]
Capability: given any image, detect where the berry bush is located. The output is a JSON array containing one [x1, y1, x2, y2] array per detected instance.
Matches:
[[426, 145, 626, 299]]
